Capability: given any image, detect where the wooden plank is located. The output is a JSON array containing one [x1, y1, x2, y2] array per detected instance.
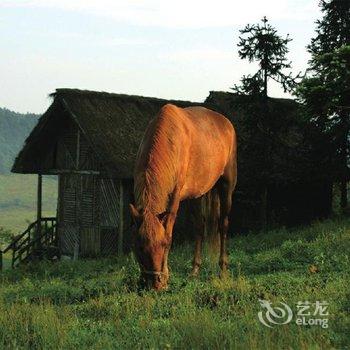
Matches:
[[36, 174, 42, 250], [58, 174, 79, 257], [63, 179, 77, 224], [80, 227, 100, 257], [37, 174, 42, 225], [59, 225, 79, 256], [100, 178, 120, 227], [100, 227, 117, 255], [47, 169, 100, 175], [80, 175, 95, 227], [63, 122, 78, 166], [78, 133, 100, 171]]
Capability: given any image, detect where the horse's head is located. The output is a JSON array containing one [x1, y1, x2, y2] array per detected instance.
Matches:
[[129, 204, 172, 290]]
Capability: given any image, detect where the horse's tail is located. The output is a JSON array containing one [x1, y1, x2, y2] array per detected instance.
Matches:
[[202, 188, 220, 256]]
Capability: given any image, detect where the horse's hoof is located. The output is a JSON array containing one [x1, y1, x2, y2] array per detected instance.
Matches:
[[189, 269, 200, 278]]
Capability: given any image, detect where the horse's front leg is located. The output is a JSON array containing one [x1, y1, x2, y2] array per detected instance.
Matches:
[[162, 189, 180, 287], [162, 246, 170, 284]]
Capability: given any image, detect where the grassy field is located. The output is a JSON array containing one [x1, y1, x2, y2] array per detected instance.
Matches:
[[0, 174, 57, 234], [0, 217, 349, 349]]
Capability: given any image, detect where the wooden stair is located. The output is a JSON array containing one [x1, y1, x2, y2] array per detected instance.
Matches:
[[0, 217, 58, 270]]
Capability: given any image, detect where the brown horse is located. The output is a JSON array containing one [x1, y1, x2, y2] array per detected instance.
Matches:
[[130, 104, 237, 290]]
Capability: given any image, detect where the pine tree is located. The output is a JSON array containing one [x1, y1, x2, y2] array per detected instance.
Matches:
[[234, 16, 299, 97], [297, 0, 350, 210], [233, 17, 299, 230], [308, 0, 350, 60]]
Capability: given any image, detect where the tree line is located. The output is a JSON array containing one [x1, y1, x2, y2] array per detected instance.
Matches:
[[231, 0, 349, 230]]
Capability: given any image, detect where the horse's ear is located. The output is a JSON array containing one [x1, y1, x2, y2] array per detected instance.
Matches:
[[129, 204, 141, 224]]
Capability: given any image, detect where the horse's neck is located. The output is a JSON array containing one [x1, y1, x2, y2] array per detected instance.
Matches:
[[136, 161, 177, 214], [142, 175, 172, 214], [136, 113, 180, 214]]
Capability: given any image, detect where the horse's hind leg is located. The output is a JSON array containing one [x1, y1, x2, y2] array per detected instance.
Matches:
[[189, 198, 204, 276], [191, 229, 204, 276], [217, 178, 234, 274]]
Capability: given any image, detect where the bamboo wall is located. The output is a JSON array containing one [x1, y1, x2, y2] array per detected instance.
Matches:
[[53, 119, 131, 258]]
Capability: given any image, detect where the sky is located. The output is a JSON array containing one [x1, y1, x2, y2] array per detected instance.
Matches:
[[0, 0, 321, 114]]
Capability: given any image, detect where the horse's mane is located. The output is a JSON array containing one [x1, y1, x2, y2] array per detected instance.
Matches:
[[134, 104, 181, 217]]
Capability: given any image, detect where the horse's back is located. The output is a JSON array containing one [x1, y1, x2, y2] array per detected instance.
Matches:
[[159, 104, 235, 145], [173, 105, 236, 199], [183, 106, 235, 143]]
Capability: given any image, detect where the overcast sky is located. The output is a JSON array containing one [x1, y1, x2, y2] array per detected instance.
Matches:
[[0, 0, 321, 114]]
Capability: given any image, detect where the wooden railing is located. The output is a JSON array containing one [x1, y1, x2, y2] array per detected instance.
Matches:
[[0, 217, 57, 270]]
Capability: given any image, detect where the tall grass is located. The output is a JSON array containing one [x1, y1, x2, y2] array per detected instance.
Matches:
[[0, 217, 349, 349]]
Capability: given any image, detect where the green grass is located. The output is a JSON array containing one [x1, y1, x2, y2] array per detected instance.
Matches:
[[0, 218, 349, 349], [0, 174, 57, 233]]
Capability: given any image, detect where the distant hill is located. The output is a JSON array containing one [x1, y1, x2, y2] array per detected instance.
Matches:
[[0, 107, 57, 234], [0, 107, 39, 173]]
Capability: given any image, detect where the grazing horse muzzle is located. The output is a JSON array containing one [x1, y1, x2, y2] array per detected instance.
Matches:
[[140, 270, 168, 290]]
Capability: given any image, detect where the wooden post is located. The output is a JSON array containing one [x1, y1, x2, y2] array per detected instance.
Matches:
[[118, 180, 124, 255], [12, 243, 15, 268], [36, 174, 43, 252]]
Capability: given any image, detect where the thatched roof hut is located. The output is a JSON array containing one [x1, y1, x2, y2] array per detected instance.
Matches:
[[11, 89, 202, 259]]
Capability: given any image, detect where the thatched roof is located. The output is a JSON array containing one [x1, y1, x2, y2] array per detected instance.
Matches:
[[12, 89, 200, 177], [205, 90, 298, 117]]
